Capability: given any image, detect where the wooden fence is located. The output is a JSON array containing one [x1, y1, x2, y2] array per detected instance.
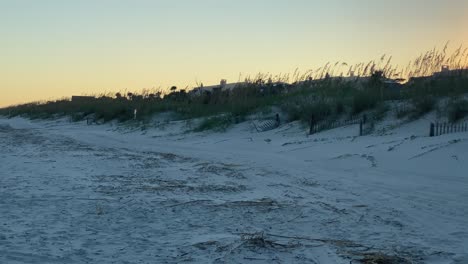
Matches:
[[253, 114, 280, 132], [309, 114, 369, 135], [430, 122, 468, 137]]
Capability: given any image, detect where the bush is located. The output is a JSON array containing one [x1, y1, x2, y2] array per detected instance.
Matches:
[[396, 106, 411, 119], [373, 103, 389, 121], [447, 99, 468, 122], [193, 114, 233, 132], [334, 99, 345, 115], [351, 92, 378, 114], [282, 97, 334, 123], [410, 96, 436, 118]]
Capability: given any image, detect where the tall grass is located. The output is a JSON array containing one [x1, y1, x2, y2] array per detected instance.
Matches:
[[1, 44, 467, 129]]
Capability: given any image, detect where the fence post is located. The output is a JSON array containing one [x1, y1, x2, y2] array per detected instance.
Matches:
[[359, 120, 363, 136], [309, 115, 315, 135], [275, 113, 280, 127], [430, 123, 435, 137]]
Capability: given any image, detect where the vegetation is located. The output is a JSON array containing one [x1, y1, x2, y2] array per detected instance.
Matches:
[[447, 99, 468, 122], [409, 96, 437, 119], [193, 114, 235, 132], [1, 45, 468, 130]]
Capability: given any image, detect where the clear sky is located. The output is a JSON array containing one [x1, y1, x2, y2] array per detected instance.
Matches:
[[1, 0, 467, 107]]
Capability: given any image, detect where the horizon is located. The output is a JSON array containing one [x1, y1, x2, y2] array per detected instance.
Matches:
[[1, 0, 467, 107]]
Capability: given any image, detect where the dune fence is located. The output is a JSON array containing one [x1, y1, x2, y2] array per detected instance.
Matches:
[[309, 114, 369, 136], [430, 122, 468, 137]]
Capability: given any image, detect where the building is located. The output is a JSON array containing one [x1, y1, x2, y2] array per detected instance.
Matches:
[[189, 80, 245, 96], [71, 96, 96, 102]]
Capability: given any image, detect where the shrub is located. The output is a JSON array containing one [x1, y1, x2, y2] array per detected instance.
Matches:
[[410, 96, 436, 118], [373, 103, 389, 121], [193, 114, 233, 132], [282, 97, 334, 123], [447, 99, 468, 122], [351, 92, 378, 114], [396, 106, 411, 119], [334, 99, 345, 115]]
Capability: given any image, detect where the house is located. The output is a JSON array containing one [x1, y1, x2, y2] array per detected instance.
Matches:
[[433, 66, 468, 78], [383, 79, 403, 98], [408, 66, 468, 83], [189, 80, 245, 96], [71, 96, 96, 102]]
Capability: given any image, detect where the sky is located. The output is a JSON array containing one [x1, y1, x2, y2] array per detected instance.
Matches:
[[1, 0, 467, 107]]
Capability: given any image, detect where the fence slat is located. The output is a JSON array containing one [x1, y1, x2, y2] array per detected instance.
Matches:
[[308, 114, 378, 135], [430, 121, 468, 137]]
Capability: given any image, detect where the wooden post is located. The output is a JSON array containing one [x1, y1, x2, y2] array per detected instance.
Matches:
[[359, 120, 363, 136], [430, 123, 435, 137], [275, 113, 280, 127], [309, 115, 315, 135]]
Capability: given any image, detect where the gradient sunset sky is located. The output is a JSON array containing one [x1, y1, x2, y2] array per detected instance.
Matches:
[[1, 0, 467, 107]]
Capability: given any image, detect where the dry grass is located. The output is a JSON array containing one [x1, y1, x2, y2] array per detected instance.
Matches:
[[1, 44, 467, 130]]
